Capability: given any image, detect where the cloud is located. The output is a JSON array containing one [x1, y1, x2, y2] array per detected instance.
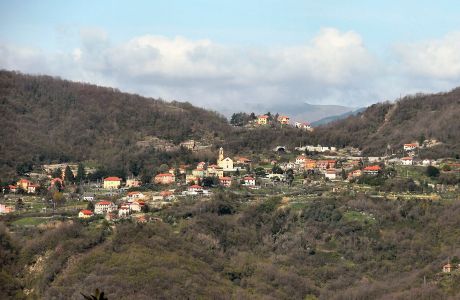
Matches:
[[1, 28, 459, 118], [394, 31, 460, 80]]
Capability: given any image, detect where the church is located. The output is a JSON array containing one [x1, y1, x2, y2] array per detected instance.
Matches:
[[217, 147, 234, 171]]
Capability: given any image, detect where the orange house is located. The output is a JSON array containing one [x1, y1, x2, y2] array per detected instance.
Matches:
[[277, 115, 290, 125], [154, 173, 176, 185], [304, 159, 317, 170]]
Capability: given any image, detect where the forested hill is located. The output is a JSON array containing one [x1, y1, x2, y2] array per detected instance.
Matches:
[[312, 90, 460, 157], [0, 71, 232, 179]]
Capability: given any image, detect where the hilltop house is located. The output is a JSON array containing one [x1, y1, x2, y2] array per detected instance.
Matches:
[[154, 173, 175, 185], [257, 115, 269, 125], [443, 263, 453, 273], [317, 160, 336, 170], [277, 115, 290, 125], [78, 209, 94, 219], [103, 177, 122, 189], [295, 122, 312, 131], [94, 201, 117, 214]]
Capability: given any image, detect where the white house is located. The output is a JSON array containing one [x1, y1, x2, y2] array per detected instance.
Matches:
[[404, 143, 418, 151], [422, 159, 432, 166], [243, 177, 256, 186], [187, 185, 203, 194], [295, 155, 307, 165], [127, 191, 145, 202], [78, 209, 94, 219], [401, 157, 413, 166], [325, 170, 337, 180], [94, 201, 117, 214], [118, 205, 130, 217]]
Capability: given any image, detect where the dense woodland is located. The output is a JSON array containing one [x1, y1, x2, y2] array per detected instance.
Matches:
[[2, 193, 460, 299]]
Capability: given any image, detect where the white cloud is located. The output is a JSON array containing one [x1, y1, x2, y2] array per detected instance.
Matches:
[[395, 32, 460, 80], [1, 28, 459, 118]]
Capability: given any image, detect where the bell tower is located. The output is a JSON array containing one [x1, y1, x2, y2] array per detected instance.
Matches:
[[218, 147, 224, 162]]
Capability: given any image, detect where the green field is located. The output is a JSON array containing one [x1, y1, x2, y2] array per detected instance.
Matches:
[[12, 216, 50, 226]]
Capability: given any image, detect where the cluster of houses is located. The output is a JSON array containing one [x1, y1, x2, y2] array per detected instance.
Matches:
[[255, 114, 313, 131]]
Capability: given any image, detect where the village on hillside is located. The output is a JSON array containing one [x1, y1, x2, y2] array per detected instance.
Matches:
[[2, 113, 460, 274]]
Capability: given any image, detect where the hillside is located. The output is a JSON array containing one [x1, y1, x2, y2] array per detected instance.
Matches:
[[3, 193, 460, 299], [0, 71, 234, 180], [0, 71, 316, 182], [312, 91, 460, 157]]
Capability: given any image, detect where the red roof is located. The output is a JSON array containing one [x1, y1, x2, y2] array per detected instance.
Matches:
[[80, 209, 93, 215], [18, 179, 31, 183], [244, 177, 255, 180], [189, 185, 203, 189], [402, 157, 413, 160], [258, 115, 269, 119], [364, 165, 381, 171], [404, 143, 417, 146], [156, 173, 174, 177], [160, 190, 173, 196], [104, 177, 121, 181], [127, 191, 141, 195], [96, 201, 113, 205], [220, 177, 231, 181]]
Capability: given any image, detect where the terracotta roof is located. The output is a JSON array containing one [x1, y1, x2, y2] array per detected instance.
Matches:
[[404, 143, 418, 147], [156, 173, 174, 177], [402, 157, 413, 160], [258, 115, 269, 119], [127, 191, 141, 195], [220, 177, 231, 181], [244, 177, 255, 180], [18, 179, 31, 183], [160, 190, 173, 196], [104, 177, 121, 181], [364, 165, 382, 171], [189, 185, 203, 189], [80, 209, 93, 215], [96, 201, 113, 205]]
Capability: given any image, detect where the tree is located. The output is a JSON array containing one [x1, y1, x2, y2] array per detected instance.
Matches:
[[16, 161, 33, 176], [159, 164, 169, 173], [52, 167, 63, 179], [64, 166, 75, 183], [76, 163, 86, 182], [272, 165, 283, 174], [87, 201, 95, 210], [52, 191, 64, 206], [426, 166, 440, 178], [286, 169, 294, 186]]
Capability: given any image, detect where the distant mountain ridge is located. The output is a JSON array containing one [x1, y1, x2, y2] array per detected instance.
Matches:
[[311, 107, 366, 126], [265, 102, 357, 123]]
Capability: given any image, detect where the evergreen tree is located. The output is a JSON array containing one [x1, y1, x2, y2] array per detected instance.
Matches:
[[52, 167, 63, 179], [76, 163, 85, 182], [64, 166, 75, 183]]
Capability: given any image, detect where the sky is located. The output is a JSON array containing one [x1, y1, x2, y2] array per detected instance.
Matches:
[[2, 1, 460, 116]]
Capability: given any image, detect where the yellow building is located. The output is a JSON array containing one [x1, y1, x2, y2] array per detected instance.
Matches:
[[257, 115, 269, 125], [217, 147, 234, 171], [103, 177, 122, 189]]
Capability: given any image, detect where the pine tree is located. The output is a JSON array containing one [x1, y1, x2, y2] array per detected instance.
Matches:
[[64, 166, 75, 183], [76, 163, 85, 182]]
